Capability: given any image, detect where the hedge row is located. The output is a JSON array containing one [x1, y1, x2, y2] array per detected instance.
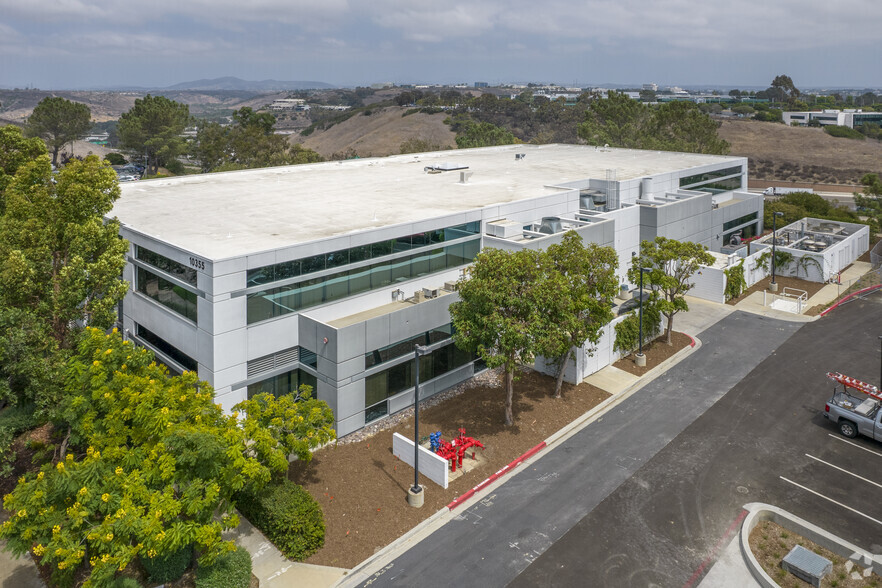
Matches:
[[235, 478, 325, 561]]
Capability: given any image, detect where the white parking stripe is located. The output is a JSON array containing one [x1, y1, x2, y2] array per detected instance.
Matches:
[[828, 434, 882, 457], [780, 477, 882, 526], [805, 454, 882, 490]]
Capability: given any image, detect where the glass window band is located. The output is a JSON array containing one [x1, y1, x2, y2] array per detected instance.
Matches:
[[246, 222, 480, 288], [136, 266, 198, 323], [246, 238, 480, 323]]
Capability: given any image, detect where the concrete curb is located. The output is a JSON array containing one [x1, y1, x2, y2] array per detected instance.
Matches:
[[544, 336, 702, 450], [336, 506, 450, 587], [447, 441, 547, 510], [740, 502, 882, 588], [819, 284, 882, 317]]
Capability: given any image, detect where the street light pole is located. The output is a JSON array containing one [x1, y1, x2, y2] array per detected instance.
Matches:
[[770, 211, 784, 293], [408, 344, 429, 508], [878, 336, 882, 392], [635, 267, 651, 367]]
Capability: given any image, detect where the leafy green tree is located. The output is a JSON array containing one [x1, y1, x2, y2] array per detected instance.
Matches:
[[861, 173, 882, 196], [654, 101, 729, 153], [230, 107, 276, 134], [0, 125, 46, 211], [577, 92, 729, 154], [577, 91, 652, 149], [450, 248, 544, 425], [192, 109, 324, 173], [399, 137, 442, 154], [25, 97, 92, 167], [537, 232, 618, 398], [771, 75, 800, 102], [0, 327, 335, 588], [731, 104, 755, 116], [630, 237, 714, 344], [118, 95, 190, 175], [0, 307, 60, 409], [454, 121, 520, 149], [0, 155, 128, 350]]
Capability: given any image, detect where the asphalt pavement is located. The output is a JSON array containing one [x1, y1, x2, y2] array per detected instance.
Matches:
[[350, 311, 804, 588], [510, 289, 882, 587]]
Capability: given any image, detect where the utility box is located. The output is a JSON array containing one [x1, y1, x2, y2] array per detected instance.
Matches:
[[781, 545, 832, 587]]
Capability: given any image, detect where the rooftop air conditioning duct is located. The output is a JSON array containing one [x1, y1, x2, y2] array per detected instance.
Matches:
[[539, 217, 563, 235], [579, 194, 595, 211], [641, 177, 654, 201]]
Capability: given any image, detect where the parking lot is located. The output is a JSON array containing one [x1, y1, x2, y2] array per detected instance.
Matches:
[[512, 291, 882, 587]]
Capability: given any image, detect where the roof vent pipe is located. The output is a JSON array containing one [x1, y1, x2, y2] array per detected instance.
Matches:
[[460, 171, 473, 184], [641, 177, 654, 201]]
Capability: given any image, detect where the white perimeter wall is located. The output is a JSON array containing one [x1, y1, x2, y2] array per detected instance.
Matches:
[[392, 433, 449, 489]]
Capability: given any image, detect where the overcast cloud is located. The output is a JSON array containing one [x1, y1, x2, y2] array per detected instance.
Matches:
[[1, 0, 880, 89]]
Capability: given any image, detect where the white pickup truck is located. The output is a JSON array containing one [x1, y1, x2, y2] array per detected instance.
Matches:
[[823, 371, 882, 441]]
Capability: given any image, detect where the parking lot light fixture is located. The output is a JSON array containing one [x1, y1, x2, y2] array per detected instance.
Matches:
[[636, 267, 652, 368], [770, 211, 784, 292], [409, 344, 430, 508]]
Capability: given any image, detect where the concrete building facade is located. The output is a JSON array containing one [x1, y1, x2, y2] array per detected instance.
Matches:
[[110, 144, 760, 437]]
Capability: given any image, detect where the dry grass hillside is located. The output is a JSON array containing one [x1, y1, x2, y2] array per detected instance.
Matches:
[[718, 118, 882, 185], [297, 106, 456, 158]]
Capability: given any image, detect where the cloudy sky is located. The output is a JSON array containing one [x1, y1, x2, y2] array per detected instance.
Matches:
[[1, 0, 880, 90]]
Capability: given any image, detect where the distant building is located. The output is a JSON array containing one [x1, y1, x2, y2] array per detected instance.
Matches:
[[474, 82, 489, 88], [782, 109, 882, 129], [269, 98, 308, 111], [642, 83, 658, 92]]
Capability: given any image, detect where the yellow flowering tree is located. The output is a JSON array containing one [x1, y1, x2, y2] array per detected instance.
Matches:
[[0, 327, 335, 587]]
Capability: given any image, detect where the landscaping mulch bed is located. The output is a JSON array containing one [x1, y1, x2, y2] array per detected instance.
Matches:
[[726, 275, 828, 307], [613, 332, 692, 377], [749, 520, 881, 587], [289, 333, 692, 569]]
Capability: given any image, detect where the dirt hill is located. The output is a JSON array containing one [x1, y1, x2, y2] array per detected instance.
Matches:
[[718, 118, 882, 185], [297, 106, 456, 158]]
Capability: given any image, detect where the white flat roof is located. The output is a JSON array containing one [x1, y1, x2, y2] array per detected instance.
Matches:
[[111, 144, 740, 260]]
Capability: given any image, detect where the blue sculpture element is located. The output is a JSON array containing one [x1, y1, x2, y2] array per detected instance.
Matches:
[[429, 431, 442, 453]]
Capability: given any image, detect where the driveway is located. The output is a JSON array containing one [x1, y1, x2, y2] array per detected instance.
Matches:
[[511, 290, 882, 587], [349, 311, 803, 587]]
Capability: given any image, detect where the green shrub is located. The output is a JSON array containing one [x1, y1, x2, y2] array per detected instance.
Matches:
[[235, 479, 325, 561], [0, 427, 15, 478], [824, 125, 865, 140], [196, 546, 252, 588], [109, 577, 142, 588], [140, 544, 193, 584], [613, 299, 662, 354], [104, 152, 127, 165], [723, 260, 746, 301], [165, 159, 186, 175], [0, 403, 40, 435]]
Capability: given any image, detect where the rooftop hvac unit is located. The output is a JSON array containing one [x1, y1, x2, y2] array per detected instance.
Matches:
[[443, 281, 458, 291], [539, 217, 563, 235], [486, 219, 522, 238], [515, 153, 527, 161], [422, 287, 439, 299]]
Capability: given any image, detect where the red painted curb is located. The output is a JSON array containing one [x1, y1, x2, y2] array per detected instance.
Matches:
[[819, 284, 882, 317], [446, 441, 547, 510], [688, 335, 696, 347], [682, 508, 749, 588]]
